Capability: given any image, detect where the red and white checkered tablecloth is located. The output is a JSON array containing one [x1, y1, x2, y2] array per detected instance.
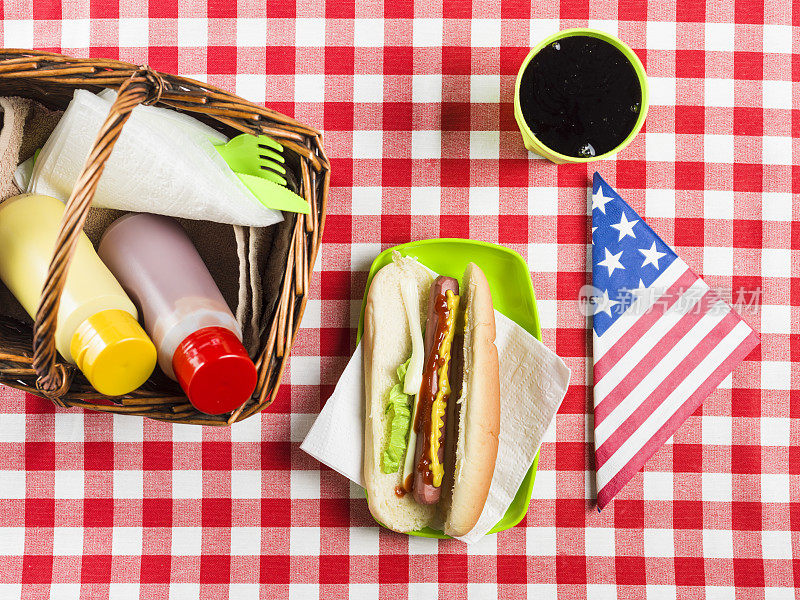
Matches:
[[0, 0, 797, 597]]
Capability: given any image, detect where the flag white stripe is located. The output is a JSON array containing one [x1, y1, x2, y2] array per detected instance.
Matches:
[[594, 300, 730, 445], [593, 278, 710, 405], [596, 320, 752, 486], [593, 259, 688, 360]]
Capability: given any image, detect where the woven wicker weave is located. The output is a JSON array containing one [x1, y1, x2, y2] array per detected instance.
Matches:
[[0, 49, 329, 425]]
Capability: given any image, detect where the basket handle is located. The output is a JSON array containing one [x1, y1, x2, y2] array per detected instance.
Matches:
[[32, 70, 164, 398]]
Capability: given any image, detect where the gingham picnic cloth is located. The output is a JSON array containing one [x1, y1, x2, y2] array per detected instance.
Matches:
[[0, 0, 797, 598]]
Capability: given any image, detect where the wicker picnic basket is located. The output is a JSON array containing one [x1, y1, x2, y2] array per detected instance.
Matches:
[[0, 49, 329, 425]]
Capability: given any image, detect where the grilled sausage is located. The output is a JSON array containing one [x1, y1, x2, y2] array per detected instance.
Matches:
[[413, 275, 459, 505]]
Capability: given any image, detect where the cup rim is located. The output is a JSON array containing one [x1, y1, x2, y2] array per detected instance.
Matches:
[[514, 28, 650, 163]]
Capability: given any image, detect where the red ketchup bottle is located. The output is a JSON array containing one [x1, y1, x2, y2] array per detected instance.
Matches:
[[98, 213, 257, 414]]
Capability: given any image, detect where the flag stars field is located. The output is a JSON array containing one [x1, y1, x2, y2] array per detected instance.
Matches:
[[591, 177, 682, 336]]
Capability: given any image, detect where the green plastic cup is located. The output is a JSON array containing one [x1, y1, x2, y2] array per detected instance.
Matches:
[[513, 28, 649, 164]]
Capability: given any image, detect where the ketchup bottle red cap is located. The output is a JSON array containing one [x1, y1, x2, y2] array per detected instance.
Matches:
[[172, 326, 257, 415]]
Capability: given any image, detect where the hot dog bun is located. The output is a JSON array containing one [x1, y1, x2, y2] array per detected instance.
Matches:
[[363, 255, 435, 532], [363, 257, 500, 536], [443, 262, 500, 537]]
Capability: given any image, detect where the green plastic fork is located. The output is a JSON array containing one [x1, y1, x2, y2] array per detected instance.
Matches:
[[214, 134, 310, 214]]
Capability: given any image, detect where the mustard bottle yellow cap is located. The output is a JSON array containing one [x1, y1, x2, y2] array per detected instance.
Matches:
[[70, 309, 157, 396]]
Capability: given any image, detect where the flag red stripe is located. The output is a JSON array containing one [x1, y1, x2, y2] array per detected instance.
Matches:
[[595, 309, 739, 467], [596, 331, 760, 510], [594, 290, 720, 426], [594, 268, 697, 383]]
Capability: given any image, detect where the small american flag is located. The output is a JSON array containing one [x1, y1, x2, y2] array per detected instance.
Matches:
[[590, 173, 760, 510]]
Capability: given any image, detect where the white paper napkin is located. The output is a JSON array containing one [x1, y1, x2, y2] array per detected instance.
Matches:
[[27, 89, 283, 227], [301, 309, 571, 544]]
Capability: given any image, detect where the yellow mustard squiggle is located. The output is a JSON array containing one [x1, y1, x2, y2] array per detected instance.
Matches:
[[429, 290, 460, 487]]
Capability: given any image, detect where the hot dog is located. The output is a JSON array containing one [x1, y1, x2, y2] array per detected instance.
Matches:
[[413, 276, 459, 505], [362, 253, 500, 536]]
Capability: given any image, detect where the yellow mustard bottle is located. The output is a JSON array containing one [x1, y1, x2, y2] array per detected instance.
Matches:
[[0, 194, 157, 395]]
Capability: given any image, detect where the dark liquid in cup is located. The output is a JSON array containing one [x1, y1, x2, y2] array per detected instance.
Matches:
[[519, 35, 642, 158]]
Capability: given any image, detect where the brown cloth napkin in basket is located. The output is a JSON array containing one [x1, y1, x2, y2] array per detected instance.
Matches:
[[0, 97, 29, 199], [233, 219, 295, 356]]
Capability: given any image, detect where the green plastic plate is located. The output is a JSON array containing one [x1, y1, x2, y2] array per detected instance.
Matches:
[[356, 239, 542, 539]]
